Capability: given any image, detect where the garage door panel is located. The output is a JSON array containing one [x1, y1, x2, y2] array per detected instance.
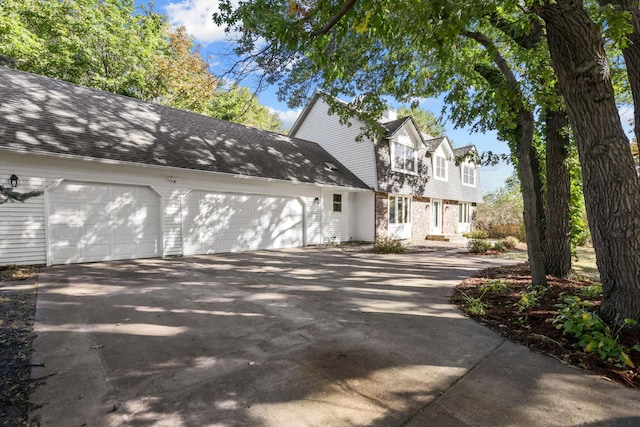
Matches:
[[48, 182, 161, 265], [183, 191, 303, 256]]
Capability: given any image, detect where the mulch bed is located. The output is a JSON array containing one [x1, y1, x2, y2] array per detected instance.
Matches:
[[0, 265, 40, 426], [453, 262, 640, 388]]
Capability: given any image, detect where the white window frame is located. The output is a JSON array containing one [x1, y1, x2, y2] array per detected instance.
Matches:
[[462, 163, 476, 187], [434, 155, 447, 181], [459, 203, 471, 224], [391, 140, 417, 175], [389, 195, 411, 224]]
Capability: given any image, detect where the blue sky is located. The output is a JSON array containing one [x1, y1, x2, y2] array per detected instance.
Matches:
[[139, 0, 530, 193]]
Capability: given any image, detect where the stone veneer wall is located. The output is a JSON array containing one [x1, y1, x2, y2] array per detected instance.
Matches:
[[443, 200, 459, 234], [411, 196, 430, 243], [374, 192, 389, 240]]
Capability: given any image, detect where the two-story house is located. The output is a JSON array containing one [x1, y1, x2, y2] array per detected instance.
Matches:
[[289, 93, 484, 244]]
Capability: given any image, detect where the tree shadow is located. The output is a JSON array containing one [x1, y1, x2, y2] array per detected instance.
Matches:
[[28, 249, 640, 426]]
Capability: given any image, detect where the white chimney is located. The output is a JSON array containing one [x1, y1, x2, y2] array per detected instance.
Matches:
[[380, 109, 398, 123]]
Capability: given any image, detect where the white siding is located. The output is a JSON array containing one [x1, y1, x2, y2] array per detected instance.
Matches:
[[292, 99, 378, 190], [0, 151, 358, 265], [349, 192, 374, 241], [322, 189, 348, 243]]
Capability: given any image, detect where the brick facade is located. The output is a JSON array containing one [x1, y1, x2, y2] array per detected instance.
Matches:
[[411, 196, 430, 243], [374, 192, 389, 240]]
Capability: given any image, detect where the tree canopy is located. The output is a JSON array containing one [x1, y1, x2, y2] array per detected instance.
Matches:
[[0, 0, 283, 132]]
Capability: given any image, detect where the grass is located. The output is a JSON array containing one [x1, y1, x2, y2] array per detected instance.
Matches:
[[495, 246, 600, 282]]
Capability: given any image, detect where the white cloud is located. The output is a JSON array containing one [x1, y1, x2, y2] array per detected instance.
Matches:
[[269, 107, 302, 130], [165, 0, 232, 44]]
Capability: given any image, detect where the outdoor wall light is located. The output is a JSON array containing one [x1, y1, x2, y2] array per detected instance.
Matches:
[[313, 197, 320, 205], [9, 174, 19, 188]]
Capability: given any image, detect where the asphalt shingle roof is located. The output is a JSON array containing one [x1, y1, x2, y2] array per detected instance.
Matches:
[[424, 136, 447, 151], [0, 67, 369, 189]]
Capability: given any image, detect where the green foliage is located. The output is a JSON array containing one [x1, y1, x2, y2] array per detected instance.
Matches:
[[475, 176, 525, 237], [579, 283, 603, 299], [465, 229, 489, 239], [502, 236, 519, 249], [492, 240, 507, 252], [553, 296, 640, 367], [210, 85, 283, 132], [397, 106, 445, 136], [459, 289, 490, 316], [0, 0, 282, 132], [373, 238, 405, 254], [517, 284, 547, 313], [481, 279, 512, 294], [468, 239, 492, 253]]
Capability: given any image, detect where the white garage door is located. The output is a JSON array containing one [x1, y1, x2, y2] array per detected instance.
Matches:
[[48, 181, 161, 265], [182, 191, 304, 255]]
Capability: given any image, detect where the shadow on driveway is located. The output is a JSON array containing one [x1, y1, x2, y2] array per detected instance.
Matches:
[[29, 248, 640, 426]]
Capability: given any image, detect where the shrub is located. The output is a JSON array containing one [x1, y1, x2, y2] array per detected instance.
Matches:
[[492, 241, 507, 252], [468, 239, 492, 253], [466, 229, 489, 239], [502, 236, 519, 249], [373, 238, 405, 254]]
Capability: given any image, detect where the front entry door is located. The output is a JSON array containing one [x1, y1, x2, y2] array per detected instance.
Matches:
[[431, 199, 442, 234]]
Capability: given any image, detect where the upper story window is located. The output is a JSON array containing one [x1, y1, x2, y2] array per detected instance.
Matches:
[[332, 194, 342, 212], [462, 164, 475, 186], [434, 156, 447, 180], [392, 141, 416, 174]]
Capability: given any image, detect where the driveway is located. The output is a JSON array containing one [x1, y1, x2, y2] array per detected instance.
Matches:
[[29, 248, 640, 426]]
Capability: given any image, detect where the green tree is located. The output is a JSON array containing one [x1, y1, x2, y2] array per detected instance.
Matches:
[[145, 26, 220, 114], [0, 0, 167, 97], [534, 0, 640, 325], [397, 106, 445, 137], [210, 85, 283, 132], [0, 0, 282, 132]]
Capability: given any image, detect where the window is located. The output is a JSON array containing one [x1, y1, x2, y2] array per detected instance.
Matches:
[[459, 203, 471, 223], [435, 156, 447, 180], [392, 141, 416, 173], [462, 164, 475, 186], [389, 196, 411, 224], [332, 194, 342, 212]]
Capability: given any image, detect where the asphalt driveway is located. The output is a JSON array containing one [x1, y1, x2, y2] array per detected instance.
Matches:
[[29, 248, 640, 426]]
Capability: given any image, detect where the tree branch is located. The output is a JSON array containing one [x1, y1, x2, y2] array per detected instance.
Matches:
[[310, 0, 358, 37], [464, 30, 521, 94]]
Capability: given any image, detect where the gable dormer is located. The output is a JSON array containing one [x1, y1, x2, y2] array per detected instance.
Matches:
[[428, 136, 454, 181], [384, 117, 425, 176]]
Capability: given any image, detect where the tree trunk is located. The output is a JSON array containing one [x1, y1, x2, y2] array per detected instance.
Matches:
[[598, 0, 640, 143], [543, 109, 572, 278], [537, 0, 640, 325], [517, 109, 547, 285]]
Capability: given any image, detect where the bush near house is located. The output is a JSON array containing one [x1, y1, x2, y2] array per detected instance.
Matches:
[[373, 238, 406, 254]]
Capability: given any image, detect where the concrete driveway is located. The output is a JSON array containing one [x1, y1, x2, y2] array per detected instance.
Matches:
[[30, 248, 640, 426]]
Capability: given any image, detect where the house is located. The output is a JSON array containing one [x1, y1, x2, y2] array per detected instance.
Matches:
[[289, 93, 483, 243], [0, 68, 371, 266]]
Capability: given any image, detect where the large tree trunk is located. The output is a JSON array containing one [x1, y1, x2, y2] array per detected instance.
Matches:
[[537, 0, 640, 325], [517, 109, 547, 285], [598, 0, 640, 143], [544, 109, 572, 278]]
